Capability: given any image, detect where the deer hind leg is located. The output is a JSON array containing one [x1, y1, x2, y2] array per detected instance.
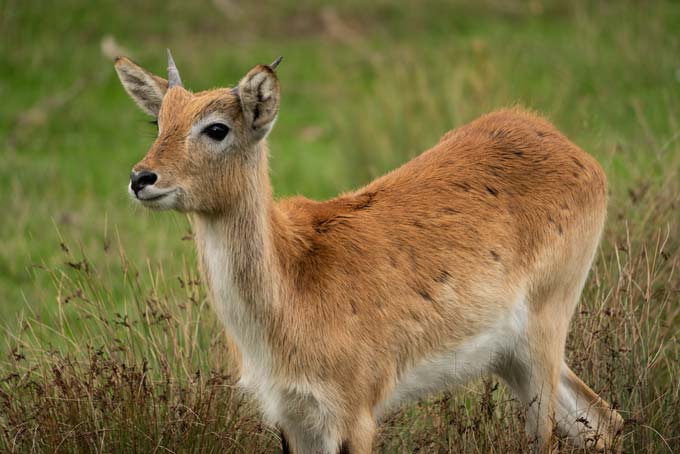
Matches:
[[555, 363, 624, 451], [498, 315, 564, 453], [500, 260, 622, 450]]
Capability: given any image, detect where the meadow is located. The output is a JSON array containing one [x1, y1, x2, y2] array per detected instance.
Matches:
[[1, 0, 678, 452]]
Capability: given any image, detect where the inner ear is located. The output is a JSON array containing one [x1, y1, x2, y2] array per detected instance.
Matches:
[[115, 57, 168, 116], [237, 65, 280, 141]]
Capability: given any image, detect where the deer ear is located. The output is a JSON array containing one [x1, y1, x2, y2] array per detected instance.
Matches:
[[114, 57, 168, 116], [236, 64, 281, 142]]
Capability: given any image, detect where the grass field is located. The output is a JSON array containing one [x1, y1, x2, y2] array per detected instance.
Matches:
[[1, 0, 679, 452]]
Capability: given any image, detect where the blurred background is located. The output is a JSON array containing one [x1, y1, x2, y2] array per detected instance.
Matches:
[[1, 1, 679, 452]]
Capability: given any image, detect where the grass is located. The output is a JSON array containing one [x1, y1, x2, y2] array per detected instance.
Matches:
[[1, 0, 679, 452]]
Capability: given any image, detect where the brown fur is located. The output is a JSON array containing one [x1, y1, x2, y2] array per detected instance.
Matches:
[[115, 56, 623, 453]]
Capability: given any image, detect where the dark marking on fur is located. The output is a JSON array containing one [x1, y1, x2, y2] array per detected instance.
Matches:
[[513, 149, 524, 157], [454, 182, 471, 192], [491, 128, 508, 139], [490, 250, 500, 262], [388, 254, 398, 268], [413, 219, 425, 228], [486, 186, 499, 197], [350, 301, 358, 315], [571, 156, 586, 170], [435, 269, 451, 283], [548, 215, 564, 235], [441, 207, 461, 215], [353, 191, 376, 210], [536, 131, 546, 138], [418, 288, 435, 304], [314, 214, 353, 234]]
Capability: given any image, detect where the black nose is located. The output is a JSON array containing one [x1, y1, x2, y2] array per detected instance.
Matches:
[[130, 170, 158, 194]]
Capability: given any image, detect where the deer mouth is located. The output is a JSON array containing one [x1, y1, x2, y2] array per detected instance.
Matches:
[[129, 185, 179, 209], [139, 190, 179, 211], [137, 191, 171, 202]]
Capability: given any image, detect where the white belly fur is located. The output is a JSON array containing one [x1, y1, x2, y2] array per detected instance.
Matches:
[[382, 295, 529, 414]]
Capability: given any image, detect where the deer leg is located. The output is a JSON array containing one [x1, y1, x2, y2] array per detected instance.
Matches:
[[339, 409, 376, 454], [497, 311, 565, 453], [555, 362, 624, 451], [280, 428, 291, 454]]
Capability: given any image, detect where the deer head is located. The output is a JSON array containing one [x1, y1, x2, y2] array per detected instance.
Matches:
[[115, 50, 282, 213]]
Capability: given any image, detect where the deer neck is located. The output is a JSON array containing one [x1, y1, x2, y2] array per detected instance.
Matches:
[[191, 143, 282, 355]]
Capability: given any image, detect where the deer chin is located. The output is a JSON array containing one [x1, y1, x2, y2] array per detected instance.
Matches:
[[129, 185, 180, 210]]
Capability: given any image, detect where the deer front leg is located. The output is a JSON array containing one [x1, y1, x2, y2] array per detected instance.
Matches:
[[340, 409, 376, 454], [280, 428, 291, 454]]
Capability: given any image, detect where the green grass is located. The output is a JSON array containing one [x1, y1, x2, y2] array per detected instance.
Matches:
[[1, 0, 679, 452]]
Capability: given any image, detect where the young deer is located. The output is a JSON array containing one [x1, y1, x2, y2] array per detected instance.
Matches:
[[115, 51, 623, 453]]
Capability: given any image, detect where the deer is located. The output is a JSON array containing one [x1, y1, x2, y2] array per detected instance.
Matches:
[[114, 50, 624, 453]]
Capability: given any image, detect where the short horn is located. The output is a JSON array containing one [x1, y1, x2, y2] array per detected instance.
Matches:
[[270, 56, 283, 70], [166, 48, 183, 88]]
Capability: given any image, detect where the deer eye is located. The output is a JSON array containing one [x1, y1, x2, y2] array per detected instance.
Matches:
[[203, 123, 229, 141]]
